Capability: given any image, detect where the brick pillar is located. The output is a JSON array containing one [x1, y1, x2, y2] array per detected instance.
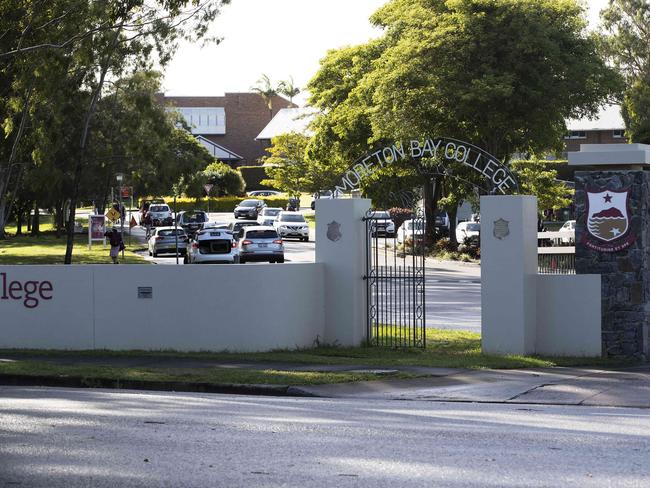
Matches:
[[575, 171, 650, 360]]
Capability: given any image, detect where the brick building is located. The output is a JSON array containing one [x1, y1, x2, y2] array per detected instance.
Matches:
[[160, 93, 296, 167], [562, 104, 626, 157]]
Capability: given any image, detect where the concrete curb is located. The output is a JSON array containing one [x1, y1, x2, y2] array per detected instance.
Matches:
[[0, 374, 319, 398]]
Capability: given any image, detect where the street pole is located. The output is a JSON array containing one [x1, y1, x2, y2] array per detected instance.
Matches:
[[174, 194, 179, 265]]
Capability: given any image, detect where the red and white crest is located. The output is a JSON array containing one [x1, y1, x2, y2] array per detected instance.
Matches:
[[586, 189, 630, 243]]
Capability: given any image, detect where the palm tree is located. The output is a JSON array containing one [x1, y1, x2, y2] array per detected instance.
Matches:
[[278, 76, 300, 104], [251, 74, 277, 120]]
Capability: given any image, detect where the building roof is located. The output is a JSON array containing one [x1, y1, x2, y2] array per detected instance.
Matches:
[[566, 104, 625, 131], [256, 107, 317, 140], [196, 136, 243, 161]]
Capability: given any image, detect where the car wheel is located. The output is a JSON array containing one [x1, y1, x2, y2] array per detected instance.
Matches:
[[303, 237, 309, 242], [277, 257, 285, 263], [152, 251, 158, 257], [183, 255, 189, 264], [240, 258, 246, 264], [148, 249, 152, 256]]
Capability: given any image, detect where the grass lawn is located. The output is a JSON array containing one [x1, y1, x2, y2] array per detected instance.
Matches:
[[304, 213, 315, 229], [0, 231, 147, 265], [0, 360, 415, 386], [0, 329, 633, 372]]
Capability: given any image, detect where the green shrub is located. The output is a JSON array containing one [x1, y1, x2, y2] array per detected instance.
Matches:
[[239, 166, 275, 191], [148, 196, 290, 213]]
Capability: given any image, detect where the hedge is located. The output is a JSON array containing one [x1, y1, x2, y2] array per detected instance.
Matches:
[[238, 166, 275, 191], [143, 196, 289, 213]]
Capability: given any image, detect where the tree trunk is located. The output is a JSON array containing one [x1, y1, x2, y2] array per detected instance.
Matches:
[[15, 212, 23, 235], [31, 203, 40, 236], [448, 205, 458, 247], [64, 25, 123, 264], [54, 201, 64, 237]]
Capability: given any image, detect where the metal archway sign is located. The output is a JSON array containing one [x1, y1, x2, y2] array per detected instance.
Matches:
[[333, 137, 519, 196]]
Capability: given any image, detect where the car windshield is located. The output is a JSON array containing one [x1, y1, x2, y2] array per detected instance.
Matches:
[[158, 229, 184, 237], [239, 200, 259, 207], [150, 205, 168, 212], [264, 208, 281, 216], [279, 214, 306, 222], [318, 190, 332, 197], [246, 229, 279, 239], [372, 211, 390, 219], [466, 223, 480, 231]]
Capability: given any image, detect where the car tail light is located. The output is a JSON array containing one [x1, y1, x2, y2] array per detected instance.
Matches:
[[231, 241, 237, 248], [242, 240, 253, 246], [273, 239, 282, 244], [155, 236, 164, 241], [191, 243, 199, 249]]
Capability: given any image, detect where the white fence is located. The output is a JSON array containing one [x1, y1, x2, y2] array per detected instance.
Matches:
[[0, 264, 325, 352]]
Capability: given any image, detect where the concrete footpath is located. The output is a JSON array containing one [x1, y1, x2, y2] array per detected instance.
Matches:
[[1, 353, 649, 408]]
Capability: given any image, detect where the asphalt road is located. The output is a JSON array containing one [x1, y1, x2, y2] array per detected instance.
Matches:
[[1, 386, 649, 488]]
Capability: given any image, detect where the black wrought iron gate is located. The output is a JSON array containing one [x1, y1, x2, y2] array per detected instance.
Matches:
[[363, 209, 426, 348]]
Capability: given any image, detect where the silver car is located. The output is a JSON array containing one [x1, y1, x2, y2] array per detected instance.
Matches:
[[239, 226, 284, 264], [148, 227, 187, 257]]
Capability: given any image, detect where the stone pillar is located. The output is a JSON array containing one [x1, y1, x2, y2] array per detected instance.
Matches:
[[481, 195, 538, 355], [315, 198, 370, 346], [574, 170, 650, 359]]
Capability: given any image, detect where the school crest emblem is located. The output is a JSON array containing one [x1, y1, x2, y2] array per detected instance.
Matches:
[[327, 221, 342, 242], [493, 218, 509, 240], [585, 188, 634, 252]]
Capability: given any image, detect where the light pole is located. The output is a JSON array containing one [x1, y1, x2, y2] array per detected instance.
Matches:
[[116, 173, 125, 259]]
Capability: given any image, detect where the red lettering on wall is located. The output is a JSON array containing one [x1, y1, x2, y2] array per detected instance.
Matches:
[[0, 273, 54, 309]]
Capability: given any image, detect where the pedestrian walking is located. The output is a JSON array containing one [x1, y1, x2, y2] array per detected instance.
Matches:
[[104, 227, 124, 264]]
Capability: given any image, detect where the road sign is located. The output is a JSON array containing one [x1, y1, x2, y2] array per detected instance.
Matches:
[[120, 186, 131, 198], [129, 215, 138, 229], [106, 207, 121, 222], [204, 184, 214, 195]]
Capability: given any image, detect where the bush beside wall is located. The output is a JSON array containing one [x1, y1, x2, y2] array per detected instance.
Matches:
[[148, 196, 289, 213]]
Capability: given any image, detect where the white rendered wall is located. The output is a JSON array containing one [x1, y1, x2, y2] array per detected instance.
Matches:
[[481, 196, 538, 355], [536, 275, 602, 357], [315, 198, 370, 346], [0, 264, 325, 352]]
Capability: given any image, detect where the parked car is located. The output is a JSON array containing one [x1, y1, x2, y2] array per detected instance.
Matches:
[[228, 220, 259, 239], [397, 219, 425, 245], [185, 228, 239, 264], [455, 221, 480, 247], [177, 210, 209, 236], [234, 199, 266, 219], [147, 203, 173, 227], [368, 210, 396, 237], [310, 190, 336, 210], [434, 210, 450, 236], [273, 211, 310, 241], [559, 219, 576, 244], [258, 207, 283, 226], [238, 226, 285, 264], [247, 190, 281, 197], [148, 227, 187, 257]]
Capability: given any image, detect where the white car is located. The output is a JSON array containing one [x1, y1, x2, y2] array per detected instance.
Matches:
[[397, 219, 425, 244], [559, 220, 576, 244], [258, 207, 283, 226], [455, 221, 480, 245], [238, 226, 285, 264], [148, 204, 173, 226], [185, 228, 239, 264], [274, 211, 310, 241], [368, 210, 396, 237]]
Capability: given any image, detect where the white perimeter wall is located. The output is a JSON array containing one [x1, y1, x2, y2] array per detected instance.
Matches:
[[0, 264, 325, 352], [536, 274, 602, 357]]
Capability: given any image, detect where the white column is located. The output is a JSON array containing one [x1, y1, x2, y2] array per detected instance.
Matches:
[[481, 195, 538, 355], [315, 198, 371, 346]]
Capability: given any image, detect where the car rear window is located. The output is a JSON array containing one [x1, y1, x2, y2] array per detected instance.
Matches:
[[184, 213, 206, 223], [264, 209, 281, 216], [245, 230, 279, 239], [158, 229, 185, 237], [372, 211, 390, 219], [150, 205, 169, 212], [199, 240, 231, 254], [466, 223, 480, 231]]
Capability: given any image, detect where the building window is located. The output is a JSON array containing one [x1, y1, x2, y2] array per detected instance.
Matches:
[[565, 131, 587, 139], [613, 129, 625, 139]]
